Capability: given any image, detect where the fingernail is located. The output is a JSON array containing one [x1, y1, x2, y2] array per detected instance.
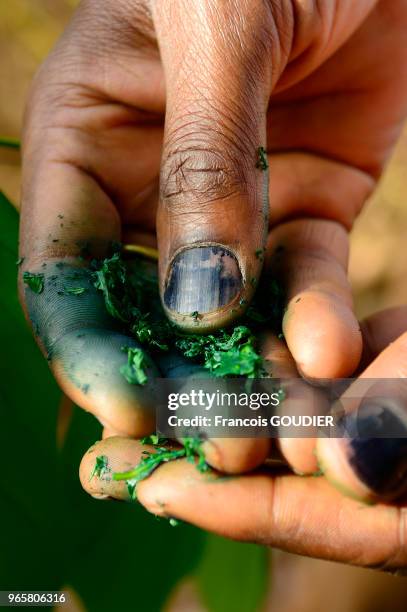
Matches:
[[164, 246, 242, 314], [342, 403, 407, 499]]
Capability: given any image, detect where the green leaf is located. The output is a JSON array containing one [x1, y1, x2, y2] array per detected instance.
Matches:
[[255, 146, 268, 171], [89, 454, 109, 480], [140, 434, 167, 446], [64, 286, 86, 295], [92, 252, 129, 321], [196, 535, 269, 612], [182, 437, 209, 473], [120, 346, 149, 385], [23, 271, 44, 294], [0, 191, 62, 590]]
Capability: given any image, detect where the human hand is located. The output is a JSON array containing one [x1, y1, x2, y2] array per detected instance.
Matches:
[[80, 306, 407, 570], [19, 0, 407, 438]]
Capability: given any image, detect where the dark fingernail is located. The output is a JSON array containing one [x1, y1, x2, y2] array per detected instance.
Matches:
[[164, 246, 242, 314], [342, 403, 407, 499]]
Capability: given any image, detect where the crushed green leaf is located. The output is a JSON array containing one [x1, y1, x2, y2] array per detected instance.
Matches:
[[140, 434, 168, 446], [92, 253, 271, 381], [113, 446, 186, 499], [175, 325, 264, 378], [206, 343, 264, 378], [90, 455, 109, 481], [120, 346, 149, 386], [255, 248, 265, 262], [90, 250, 283, 494], [182, 437, 209, 473], [64, 287, 86, 295], [23, 271, 44, 294], [131, 316, 170, 351], [93, 252, 129, 321], [255, 146, 268, 171], [112, 436, 208, 500]]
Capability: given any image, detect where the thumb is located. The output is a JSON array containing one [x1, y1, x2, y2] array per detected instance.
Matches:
[[153, 0, 284, 330]]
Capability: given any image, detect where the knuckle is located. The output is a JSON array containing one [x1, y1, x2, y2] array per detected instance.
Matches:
[[79, 0, 156, 52], [160, 142, 248, 209], [26, 0, 155, 113]]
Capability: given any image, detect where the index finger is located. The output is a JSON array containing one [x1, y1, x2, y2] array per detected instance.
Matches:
[[20, 142, 156, 436], [79, 436, 407, 571]]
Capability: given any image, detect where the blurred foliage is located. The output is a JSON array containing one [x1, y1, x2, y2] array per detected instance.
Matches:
[[0, 191, 205, 610], [349, 132, 407, 317], [197, 536, 268, 612]]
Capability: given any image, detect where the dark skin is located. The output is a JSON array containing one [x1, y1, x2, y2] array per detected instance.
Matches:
[[20, 0, 407, 567]]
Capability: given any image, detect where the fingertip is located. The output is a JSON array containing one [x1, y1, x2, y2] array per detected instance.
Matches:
[[317, 403, 407, 503], [202, 437, 271, 474], [52, 329, 157, 436], [283, 291, 362, 379], [278, 438, 319, 475], [259, 332, 319, 474], [79, 436, 145, 500], [318, 335, 407, 503], [316, 437, 373, 503]]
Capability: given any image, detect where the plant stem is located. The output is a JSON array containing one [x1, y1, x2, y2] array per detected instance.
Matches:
[[0, 136, 20, 150], [113, 448, 186, 482], [122, 244, 159, 261]]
